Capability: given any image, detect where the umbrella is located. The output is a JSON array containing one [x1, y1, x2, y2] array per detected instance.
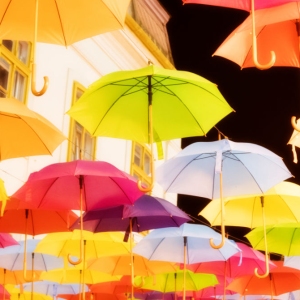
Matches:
[[10, 159, 143, 264], [0, 179, 8, 216], [58, 293, 127, 300], [0, 0, 131, 95], [156, 139, 292, 249], [0, 239, 65, 281], [226, 261, 300, 297], [199, 181, 300, 277], [245, 223, 300, 257], [67, 64, 234, 191], [132, 223, 241, 300], [20, 281, 89, 298], [0, 234, 18, 248], [0, 268, 42, 285], [0, 285, 9, 300], [184, 242, 276, 297], [133, 270, 218, 294], [39, 268, 120, 285], [0, 97, 66, 160], [86, 253, 179, 276], [182, 0, 300, 70]]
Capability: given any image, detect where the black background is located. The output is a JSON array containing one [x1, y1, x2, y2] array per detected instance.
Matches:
[[157, 1, 300, 247]]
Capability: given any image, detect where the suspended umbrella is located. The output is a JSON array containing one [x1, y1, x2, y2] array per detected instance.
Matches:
[[58, 292, 127, 300], [200, 181, 300, 277], [133, 223, 241, 300], [67, 64, 234, 192], [0, 97, 66, 160], [0, 234, 18, 249], [133, 269, 218, 294], [182, 0, 300, 70], [71, 193, 191, 297], [0, 0, 131, 96], [10, 160, 143, 265], [156, 139, 292, 251]]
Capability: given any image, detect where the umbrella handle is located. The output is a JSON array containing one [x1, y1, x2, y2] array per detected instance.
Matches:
[[132, 276, 145, 288], [137, 180, 153, 193], [291, 116, 300, 132], [251, 0, 276, 70], [31, 63, 49, 96]]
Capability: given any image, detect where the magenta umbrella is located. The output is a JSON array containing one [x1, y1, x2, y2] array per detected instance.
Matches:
[[183, 242, 277, 298], [0, 234, 19, 248], [10, 160, 144, 265]]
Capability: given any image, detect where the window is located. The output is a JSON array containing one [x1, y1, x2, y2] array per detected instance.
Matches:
[[131, 141, 152, 191], [68, 82, 96, 161], [0, 40, 31, 102]]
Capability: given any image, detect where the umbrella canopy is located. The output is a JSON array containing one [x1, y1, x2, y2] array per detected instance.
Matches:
[[0, 0, 130, 46], [181, 0, 299, 11], [0, 97, 66, 160], [40, 268, 120, 285], [199, 181, 300, 228], [0, 239, 65, 272], [34, 230, 132, 260], [0, 0, 131, 96], [10, 160, 143, 211], [0, 268, 42, 285], [58, 292, 127, 300], [0, 284, 9, 300], [185, 242, 276, 277], [245, 223, 300, 256], [67, 65, 233, 144], [72, 194, 192, 233], [86, 253, 179, 276], [133, 223, 241, 264], [0, 233, 18, 248], [226, 261, 300, 296], [284, 256, 300, 270], [134, 270, 218, 293], [20, 281, 89, 296], [0, 197, 78, 236], [156, 139, 292, 249], [10, 291, 51, 300], [213, 2, 300, 69]]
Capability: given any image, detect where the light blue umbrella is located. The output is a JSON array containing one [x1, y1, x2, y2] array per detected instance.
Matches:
[[0, 239, 65, 281], [133, 223, 241, 300]]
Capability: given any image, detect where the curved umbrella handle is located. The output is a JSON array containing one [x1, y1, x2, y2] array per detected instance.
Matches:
[[254, 196, 270, 278], [31, 63, 49, 96], [291, 116, 300, 131], [137, 180, 154, 193], [251, 0, 275, 70]]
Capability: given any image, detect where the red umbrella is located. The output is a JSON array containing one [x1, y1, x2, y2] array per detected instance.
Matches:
[[10, 160, 144, 265]]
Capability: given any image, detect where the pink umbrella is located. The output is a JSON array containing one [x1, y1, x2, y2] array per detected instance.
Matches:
[[182, 242, 276, 299], [10, 160, 144, 265], [182, 0, 300, 70], [0, 233, 18, 248]]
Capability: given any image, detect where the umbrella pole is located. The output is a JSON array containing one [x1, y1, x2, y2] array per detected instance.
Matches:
[[130, 218, 135, 300], [210, 172, 225, 249], [82, 240, 86, 300], [183, 236, 187, 300], [23, 210, 34, 282], [254, 196, 270, 278], [68, 175, 83, 265], [138, 75, 154, 193], [31, 0, 49, 96], [250, 0, 275, 70]]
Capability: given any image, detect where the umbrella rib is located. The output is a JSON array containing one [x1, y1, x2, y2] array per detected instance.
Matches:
[[92, 78, 148, 135], [53, 0, 67, 46], [287, 228, 297, 256]]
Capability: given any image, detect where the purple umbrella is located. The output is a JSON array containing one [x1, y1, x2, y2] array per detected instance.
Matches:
[[71, 194, 192, 237], [71, 194, 192, 298]]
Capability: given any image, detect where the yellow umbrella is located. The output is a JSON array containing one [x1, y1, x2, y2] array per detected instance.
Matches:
[[0, 97, 66, 160], [34, 230, 132, 261], [199, 181, 300, 278], [0, 0, 131, 96], [40, 268, 120, 285], [6, 284, 52, 300]]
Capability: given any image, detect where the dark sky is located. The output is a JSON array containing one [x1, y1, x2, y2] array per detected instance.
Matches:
[[158, 1, 300, 246]]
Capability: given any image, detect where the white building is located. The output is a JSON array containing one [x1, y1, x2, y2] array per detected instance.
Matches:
[[0, 0, 180, 206]]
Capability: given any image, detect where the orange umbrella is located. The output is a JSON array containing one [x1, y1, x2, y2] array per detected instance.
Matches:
[[226, 261, 300, 297], [213, 2, 300, 69], [59, 292, 127, 300]]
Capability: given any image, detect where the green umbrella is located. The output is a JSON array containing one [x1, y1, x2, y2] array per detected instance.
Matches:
[[67, 64, 234, 192], [246, 223, 300, 257], [134, 269, 218, 294]]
